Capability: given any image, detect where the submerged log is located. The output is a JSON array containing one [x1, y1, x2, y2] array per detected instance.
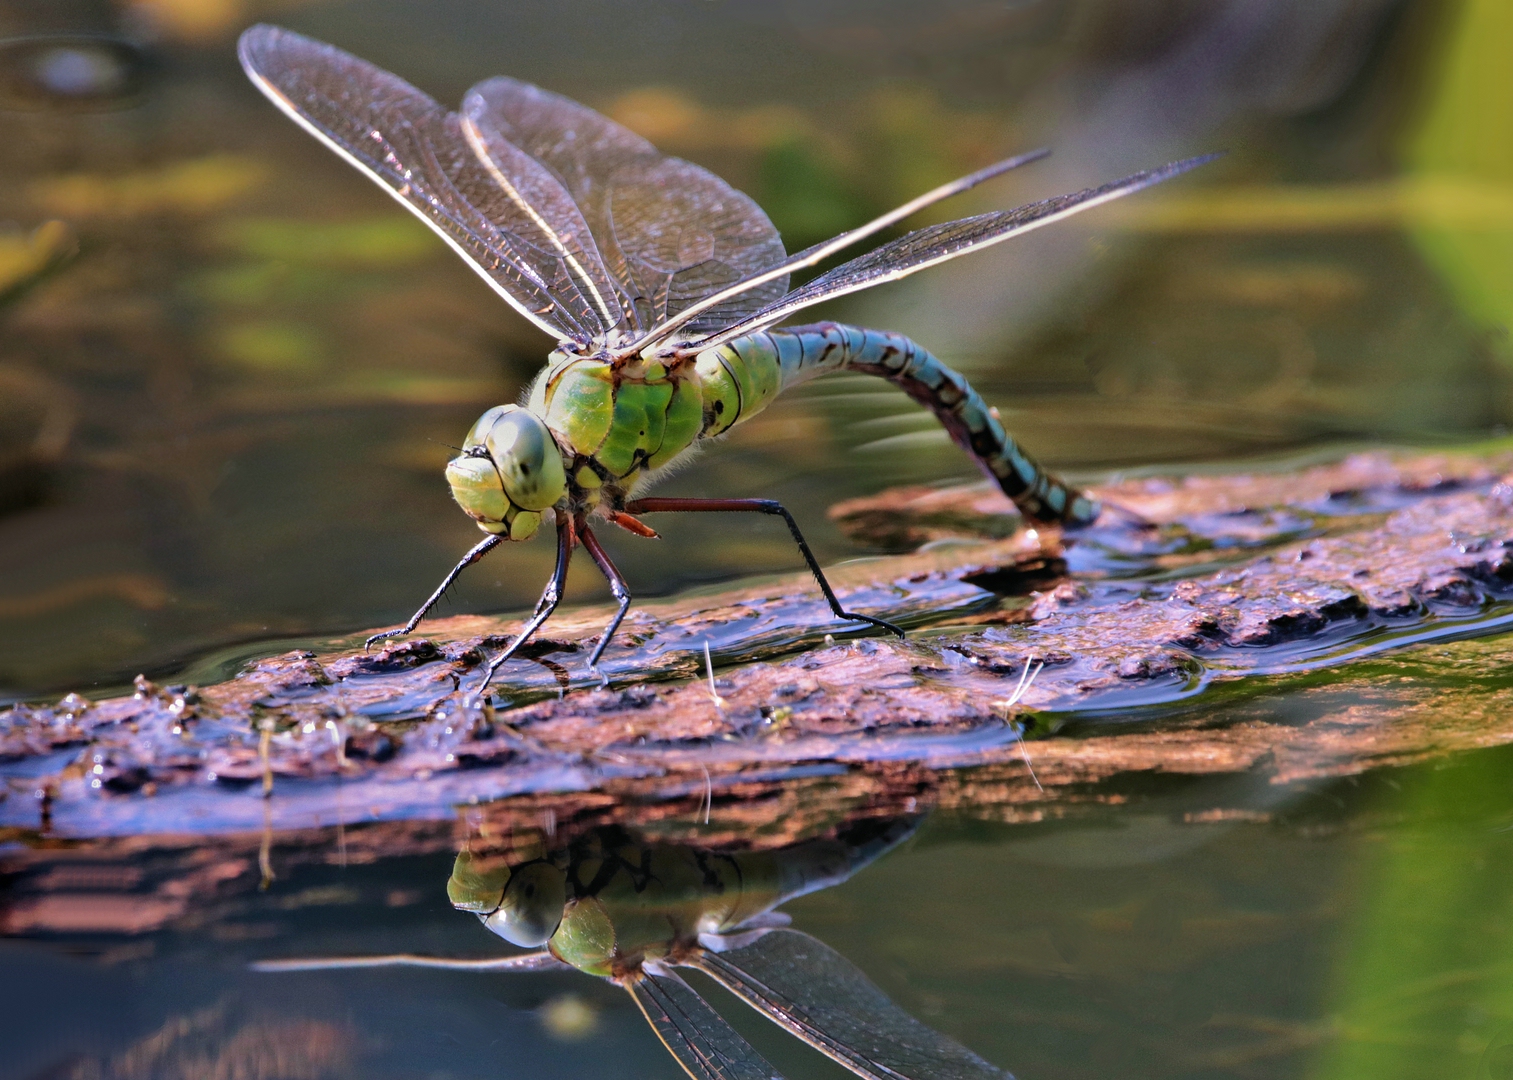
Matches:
[[4, 448, 1513, 836], [5, 645, 1506, 935]]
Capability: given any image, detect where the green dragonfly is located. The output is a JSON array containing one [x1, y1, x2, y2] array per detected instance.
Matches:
[[255, 817, 1015, 1080], [239, 25, 1214, 687]]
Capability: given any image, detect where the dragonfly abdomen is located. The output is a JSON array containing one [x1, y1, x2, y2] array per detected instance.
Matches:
[[711, 323, 1100, 526]]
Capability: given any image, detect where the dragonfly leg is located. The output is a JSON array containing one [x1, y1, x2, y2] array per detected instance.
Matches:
[[578, 521, 632, 675], [252, 951, 568, 973], [624, 497, 906, 639], [607, 509, 659, 538], [365, 534, 504, 650], [1101, 500, 1156, 529], [476, 515, 575, 695]]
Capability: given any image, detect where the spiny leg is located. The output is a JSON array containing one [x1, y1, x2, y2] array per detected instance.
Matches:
[[624, 497, 905, 639], [578, 520, 633, 673], [476, 514, 576, 695], [365, 533, 504, 649]]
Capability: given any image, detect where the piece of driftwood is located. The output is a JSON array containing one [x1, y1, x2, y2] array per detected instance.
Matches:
[[6, 643, 1505, 937], [4, 448, 1513, 837]]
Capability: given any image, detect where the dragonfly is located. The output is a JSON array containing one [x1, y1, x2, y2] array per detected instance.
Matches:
[[255, 817, 1014, 1080], [238, 25, 1216, 689]]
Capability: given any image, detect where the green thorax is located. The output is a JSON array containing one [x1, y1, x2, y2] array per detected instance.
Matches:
[[528, 349, 703, 497], [525, 337, 787, 505]]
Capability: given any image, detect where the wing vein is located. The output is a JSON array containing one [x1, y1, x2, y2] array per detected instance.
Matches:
[[628, 147, 1051, 354], [688, 153, 1220, 354], [461, 115, 622, 332], [237, 25, 616, 343]]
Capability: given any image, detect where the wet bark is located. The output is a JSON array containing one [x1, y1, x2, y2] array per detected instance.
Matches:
[[5, 448, 1513, 837]]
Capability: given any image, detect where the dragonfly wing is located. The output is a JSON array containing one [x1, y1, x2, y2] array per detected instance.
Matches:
[[707, 153, 1220, 347], [628, 149, 1051, 354], [689, 929, 1011, 1080], [238, 24, 618, 344], [464, 79, 788, 335], [627, 966, 785, 1080]]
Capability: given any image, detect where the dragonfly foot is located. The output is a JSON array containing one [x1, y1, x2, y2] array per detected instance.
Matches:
[[363, 627, 408, 651], [844, 612, 906, 639], [471, 677, 490, 701]]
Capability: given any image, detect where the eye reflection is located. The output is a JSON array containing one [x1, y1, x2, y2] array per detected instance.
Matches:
[[483, 860, 566, 947]]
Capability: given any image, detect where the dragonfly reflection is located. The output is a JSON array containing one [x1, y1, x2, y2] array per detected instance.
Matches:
[[256, 818, 1012, 1080]]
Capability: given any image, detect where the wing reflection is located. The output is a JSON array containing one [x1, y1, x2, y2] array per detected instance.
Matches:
[[694, 928, 1009, 1080], [631, 965, 783, 1080]]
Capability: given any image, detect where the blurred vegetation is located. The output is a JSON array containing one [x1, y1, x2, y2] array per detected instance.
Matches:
[[30, 154, 266, 217], [0, 219, 73, 302], [1308, 745, 1513, 1080], [1405, 0, 1513, 346]]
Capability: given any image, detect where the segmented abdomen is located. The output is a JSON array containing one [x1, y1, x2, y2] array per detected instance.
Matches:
[[700, 323, 1099, 526]]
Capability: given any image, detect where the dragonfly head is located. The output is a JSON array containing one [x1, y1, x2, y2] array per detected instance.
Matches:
[[448, 850, 568, 948], [447, 848, 511, 912], [485, 860, 568, 947], [447, 405, 568, 540]]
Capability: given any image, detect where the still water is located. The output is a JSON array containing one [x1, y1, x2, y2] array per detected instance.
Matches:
[[7, 748, 1513, 1080], [2, 1, 1513, 1078]]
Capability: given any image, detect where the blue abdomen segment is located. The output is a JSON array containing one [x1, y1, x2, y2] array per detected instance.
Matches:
[[719, 322, 1100, 527]]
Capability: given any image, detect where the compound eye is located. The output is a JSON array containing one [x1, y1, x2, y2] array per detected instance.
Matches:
[[446, 850, 510, 913], [445, 453, 509, 529], [482, 861, 567, 947], [482, 407, 567, 512], [462, 405, 511, 452]]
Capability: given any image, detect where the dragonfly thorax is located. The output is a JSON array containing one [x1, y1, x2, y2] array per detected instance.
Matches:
[[526, 345, 707, 494]]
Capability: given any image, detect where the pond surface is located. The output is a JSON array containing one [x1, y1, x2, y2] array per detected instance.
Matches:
[[3, 1, 1513, 1078], [7, 745, 1513, 1080]]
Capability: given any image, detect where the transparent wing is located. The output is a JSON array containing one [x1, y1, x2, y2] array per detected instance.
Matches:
[[238, 24, 621, 344], [696, 154, 1220, 351], [628, 148, 1050, 354], [464, 78, 788, 335], [688, 929, 1010, 1080], [250, 950, 571, 973], [627, 967, 786, 1080]]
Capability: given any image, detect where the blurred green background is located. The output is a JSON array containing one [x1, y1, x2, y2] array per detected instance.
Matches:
[[0, 0, 1508, 694]]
